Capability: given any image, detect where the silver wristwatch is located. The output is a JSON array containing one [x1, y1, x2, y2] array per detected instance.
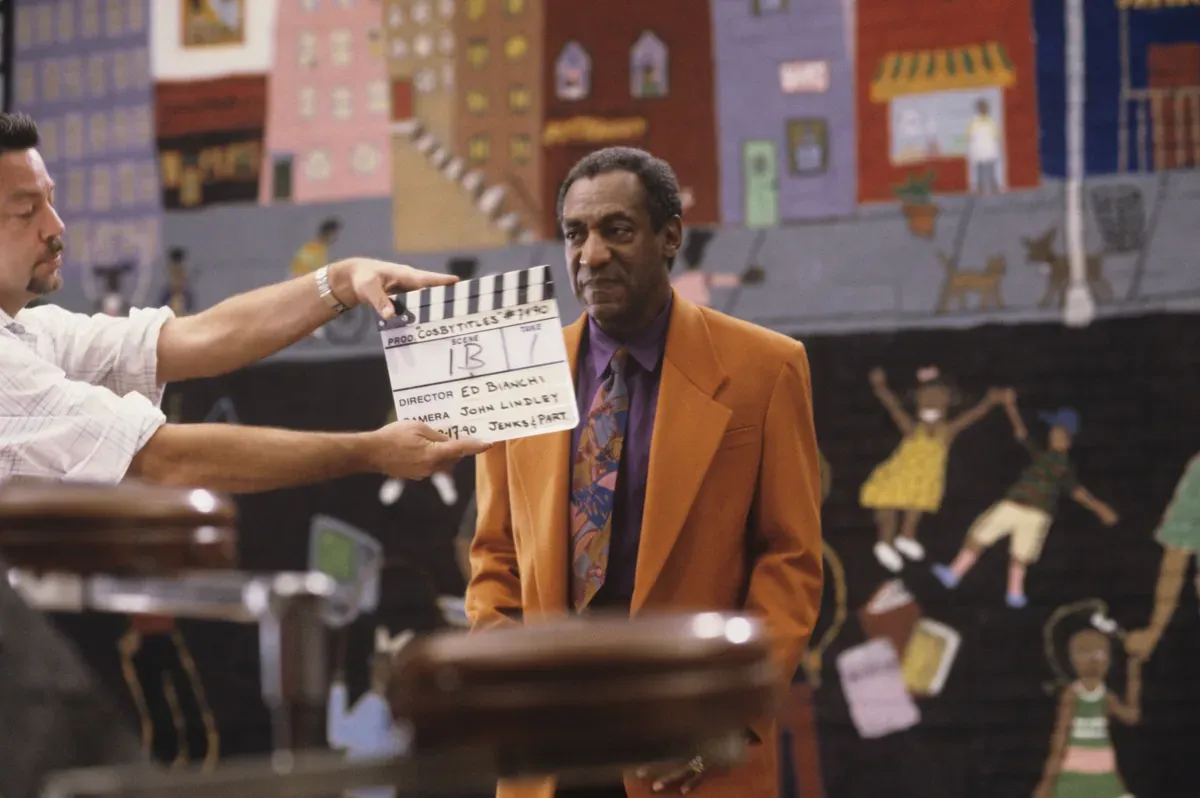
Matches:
[[315, 265, 349, 315]]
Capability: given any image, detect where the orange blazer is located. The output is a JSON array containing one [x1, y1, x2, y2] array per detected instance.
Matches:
[[466, 294, 824, 798]]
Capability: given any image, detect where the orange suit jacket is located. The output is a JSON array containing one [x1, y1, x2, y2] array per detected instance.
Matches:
[[465, 293, 824, 798]]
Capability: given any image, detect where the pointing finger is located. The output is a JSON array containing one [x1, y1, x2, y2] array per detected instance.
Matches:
[[403, 269, 459, 290]]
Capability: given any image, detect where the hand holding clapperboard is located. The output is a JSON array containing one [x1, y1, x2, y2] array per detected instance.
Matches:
[[377, 266, 580, 443]]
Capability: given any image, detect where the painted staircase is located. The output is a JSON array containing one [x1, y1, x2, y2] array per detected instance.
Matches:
[[393, 119, 537, 245]]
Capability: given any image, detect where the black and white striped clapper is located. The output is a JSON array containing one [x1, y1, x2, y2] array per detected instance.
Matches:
[[379, 265, 556, 330]]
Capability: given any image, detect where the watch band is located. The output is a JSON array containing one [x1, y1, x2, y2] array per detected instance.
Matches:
[[315, 266, 349, 315]]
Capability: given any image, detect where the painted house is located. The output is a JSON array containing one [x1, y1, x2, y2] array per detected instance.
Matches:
[[385, 0, 525, 251], [540, 0, 720, 236], [261, 0, 392, 204], [710, 0, 856, 227], [12, 0, 162, 283], [856, 0, 1040, 202]]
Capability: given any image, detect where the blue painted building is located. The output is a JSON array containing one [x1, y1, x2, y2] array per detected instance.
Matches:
[[11, 0, 161, 299], [1034, 0, 1200, 176], [708, 0, 856, 226]]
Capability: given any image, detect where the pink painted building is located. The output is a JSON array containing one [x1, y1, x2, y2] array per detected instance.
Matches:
[[260, 0, 392, 204]]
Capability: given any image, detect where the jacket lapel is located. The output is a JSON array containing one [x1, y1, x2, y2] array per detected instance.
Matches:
[[515, 314, 585, 617], [632, 296, 731, 612]]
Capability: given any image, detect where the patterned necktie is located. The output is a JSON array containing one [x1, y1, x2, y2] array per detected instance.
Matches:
[[569, 348, 630, 611]]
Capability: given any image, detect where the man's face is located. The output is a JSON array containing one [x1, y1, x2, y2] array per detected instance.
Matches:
[[1049, 426, 1073, 452], [561, 171, 680, 337], [0, 149, 65, 306]]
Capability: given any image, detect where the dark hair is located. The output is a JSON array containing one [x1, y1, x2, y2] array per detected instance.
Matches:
[[556, 147, 682, 233], [168, 246, 187, 262], [319, 217, 342, 237], [0, 113, 40, 153]]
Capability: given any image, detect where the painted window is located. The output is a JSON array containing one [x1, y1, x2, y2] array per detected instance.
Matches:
[[137, 161, 159, 204], [132, 48, 151, 88], [37, 4, 54, 44], [299, 86, 318, 118], [555, 41, 590, 101], [439, 30, 454, 54], [111, 109, 128, 149], [414, 33, 433, 57], [89, 54, 107, 97], [117, 162, 137, 207], [466, 90, 489, 115], [105, 0, 123, 38], [64, 114, 85, 160], [390, 37, 409, 58], [63, 57, 84, 99], [42, 61, 62, 103], [66, 169, 87, 211], [368, 26, 384, 58], [82, 0, 100, 38], [753, 0, 787, 12], [15, 65, 35, 106], [439, 0, 455, 17], [58, 1, 76, 42], [387, 4, 403, 26], [90, 166, 113, 212], [468, 135, 489, 164], [131, 106, 152, 146], [127, 0, 145, 31], [298, 32, 318, 67], [509, 134, 531, 164], [367, 80, 390, 114], [508, 84, 531, 113], [412, 1, 431, 23], [15, 7, 32, 48], [505, 34, 528, 61], [352, 143, 382, 174], [441, 64, 455, 89], [786, 119, 829, 175], [467, 39, 489, 68], [112, 51, 130, 92], [467, 0, 485, 20], [331, 29, 353, 66], [415, 68, 437, 93], [40, 120, 60, 162], [88, 112, 109, 156], [630, 31, 668, 99], [306, 150, 332, 181], [331, 88, 352, 119]]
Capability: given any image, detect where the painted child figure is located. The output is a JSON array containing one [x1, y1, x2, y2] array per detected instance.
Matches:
[[1035, 628, 1141, 798], [933, 393, 1118, 607], [327, 628, 411, 798], [860, 366, 1003, 572]]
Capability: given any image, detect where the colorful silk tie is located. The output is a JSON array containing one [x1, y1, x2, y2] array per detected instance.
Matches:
[[569, 348, 630, 611]]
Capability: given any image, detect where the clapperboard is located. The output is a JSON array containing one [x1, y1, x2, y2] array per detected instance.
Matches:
[[378, 265, 579, 443]]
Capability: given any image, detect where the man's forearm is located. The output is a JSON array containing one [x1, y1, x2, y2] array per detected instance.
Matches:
[[129, 422, 375, 493], [156, 267, 345, 383]]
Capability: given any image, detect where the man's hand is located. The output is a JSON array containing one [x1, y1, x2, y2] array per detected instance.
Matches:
[[636, 756, 713, 795], [330, 258, 458, 320], [366, 421, 491, 479]]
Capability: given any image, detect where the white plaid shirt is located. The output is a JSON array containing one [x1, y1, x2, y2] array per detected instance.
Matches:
[[0, 303, 174, 483]]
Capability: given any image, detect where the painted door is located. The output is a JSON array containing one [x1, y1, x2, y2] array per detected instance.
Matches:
[[744, 140, 779, 228]]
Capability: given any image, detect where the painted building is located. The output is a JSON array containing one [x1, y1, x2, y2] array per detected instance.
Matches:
[[856, 0, 1040, 202], [453, 0, 545, 236], [260, 0, 392, 205], [541, 0, 720, 235], [710, 0, 856, 227], [11, 0, 162, 295], [385, 0, 523, 252]]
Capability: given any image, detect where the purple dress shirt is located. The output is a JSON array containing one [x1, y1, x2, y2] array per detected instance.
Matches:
[[570, 295, 673, 611]]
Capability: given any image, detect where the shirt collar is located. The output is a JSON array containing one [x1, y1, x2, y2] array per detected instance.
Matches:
[[586, 292, 673, 379]]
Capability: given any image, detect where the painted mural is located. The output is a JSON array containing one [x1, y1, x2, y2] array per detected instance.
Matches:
[[8, 0, 1200, 796]]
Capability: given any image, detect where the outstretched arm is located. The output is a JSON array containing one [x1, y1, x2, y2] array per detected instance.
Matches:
[[1001, 390, 1029, 441], [1070, 486, 1118, 526], [1035, 690, 1076, 797], [867, 368, 914, 435], [946, 387, 1003, 439], [156, 258, 455, 383], [1108, 657, 1142, 725]]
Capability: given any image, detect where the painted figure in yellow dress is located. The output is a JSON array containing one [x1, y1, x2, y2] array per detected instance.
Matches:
[[861, 366, 1005, 572]]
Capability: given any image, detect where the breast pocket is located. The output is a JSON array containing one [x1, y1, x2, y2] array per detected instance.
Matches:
[[717, 424, 760, 453]]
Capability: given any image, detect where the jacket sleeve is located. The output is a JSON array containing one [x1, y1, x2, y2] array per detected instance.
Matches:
[[744, 341, 824, 742], [464, 441, 524, 630]]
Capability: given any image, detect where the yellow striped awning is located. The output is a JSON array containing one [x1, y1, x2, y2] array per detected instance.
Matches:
[[870, 42, 1016, 103]]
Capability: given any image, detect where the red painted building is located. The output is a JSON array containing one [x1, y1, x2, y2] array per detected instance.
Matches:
[[856, 0, 1040, 202], [540, 0, 719, 235]]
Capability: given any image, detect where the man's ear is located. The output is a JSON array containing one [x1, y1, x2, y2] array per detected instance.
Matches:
[[662, 214, 683, 261]]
